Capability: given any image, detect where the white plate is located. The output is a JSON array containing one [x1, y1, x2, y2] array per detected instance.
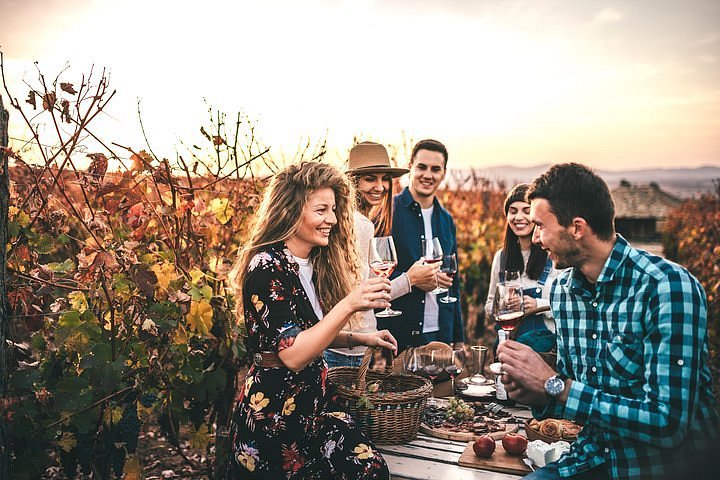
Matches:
[[459, 383, 496, 398]]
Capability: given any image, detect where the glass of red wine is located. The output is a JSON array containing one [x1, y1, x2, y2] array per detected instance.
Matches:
[[419, 349, 443, 405], [494, 282, 524, 333], [422, 237, 445, 294], [444, 347, 467, 396], [438, 253, 457, 303], [369, 236, 401, 317]]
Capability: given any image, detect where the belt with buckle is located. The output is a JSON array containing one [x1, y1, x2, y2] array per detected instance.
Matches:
[[253, 351, 284, 368]]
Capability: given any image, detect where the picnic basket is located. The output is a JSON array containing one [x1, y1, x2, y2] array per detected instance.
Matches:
[[328, 346, 432, 444]]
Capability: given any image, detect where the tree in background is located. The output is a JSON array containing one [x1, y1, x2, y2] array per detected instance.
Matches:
[[663, 180, 720, 400]]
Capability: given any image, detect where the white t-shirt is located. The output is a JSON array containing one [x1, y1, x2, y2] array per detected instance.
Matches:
[[292, 255, 324, 321], [421, 206, 439, 333]]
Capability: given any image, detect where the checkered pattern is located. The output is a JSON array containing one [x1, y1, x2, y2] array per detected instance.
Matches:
[[534, 235, 720, 478]]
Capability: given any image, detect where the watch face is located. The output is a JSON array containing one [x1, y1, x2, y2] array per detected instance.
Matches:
[[545, 377, 564, 397]]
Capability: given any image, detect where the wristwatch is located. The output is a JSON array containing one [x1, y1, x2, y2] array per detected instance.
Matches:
[[544, 375, 566, 398]]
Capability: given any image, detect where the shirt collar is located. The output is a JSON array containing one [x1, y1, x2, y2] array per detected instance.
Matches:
[[398, 186, 442, 210], [595, 234, 631, 284], [561, 234, 630, 296]]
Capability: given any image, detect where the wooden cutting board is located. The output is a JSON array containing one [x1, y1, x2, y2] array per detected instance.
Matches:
[[458, 440, 531, 474], [420, 421, 518, 441]]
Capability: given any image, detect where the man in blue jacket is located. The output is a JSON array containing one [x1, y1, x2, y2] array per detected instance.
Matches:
[[380, 139, 464, 351]]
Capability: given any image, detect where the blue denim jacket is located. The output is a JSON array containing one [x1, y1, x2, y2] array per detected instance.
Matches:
[[379, 187, 464, 350]]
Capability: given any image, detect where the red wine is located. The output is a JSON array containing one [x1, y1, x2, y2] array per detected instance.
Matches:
[[444, 366, 462, 378], [370, 261, 396, 277], [441, 269, 456, 278], [424, 258, 442, 264], [422, 365, 443, 379], [497, 311, 523, 331]]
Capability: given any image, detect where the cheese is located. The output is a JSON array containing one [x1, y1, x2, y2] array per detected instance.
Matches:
[[526, 440, 571, 467]]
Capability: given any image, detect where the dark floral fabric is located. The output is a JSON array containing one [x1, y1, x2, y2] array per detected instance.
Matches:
[[228, 242, 389, 479]]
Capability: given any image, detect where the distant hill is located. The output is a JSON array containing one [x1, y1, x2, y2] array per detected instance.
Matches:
[[451, 165, 720, 198]]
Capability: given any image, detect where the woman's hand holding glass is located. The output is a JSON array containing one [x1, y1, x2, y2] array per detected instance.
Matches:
[[346, 277, 392, 312]]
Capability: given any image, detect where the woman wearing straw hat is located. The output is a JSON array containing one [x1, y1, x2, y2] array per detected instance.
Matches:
[[227, 162, 395, 478], [324, 142, 439, 368]]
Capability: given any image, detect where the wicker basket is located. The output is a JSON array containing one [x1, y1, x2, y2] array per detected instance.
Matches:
[[328, 347, 432, 444]]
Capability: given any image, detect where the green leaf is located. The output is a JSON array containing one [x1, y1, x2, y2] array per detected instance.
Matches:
[[189, 284, 213, 302], [47, 259, 76, 273], [58, 310, 81, 328]]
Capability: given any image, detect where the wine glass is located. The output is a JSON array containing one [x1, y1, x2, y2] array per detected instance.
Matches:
[[422, 237, 445, 294], [404, 348, 421, 374], [468, 345, 488, 385], [444, 348, 467, 396], [494, 282, 524, 333], [369, 236, 401, 318], [419, 349, 443, 406], [438, 253, 457, 303]]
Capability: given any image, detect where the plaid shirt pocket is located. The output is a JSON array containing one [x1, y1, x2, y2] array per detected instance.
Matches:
[[605, 333, 644, 386]]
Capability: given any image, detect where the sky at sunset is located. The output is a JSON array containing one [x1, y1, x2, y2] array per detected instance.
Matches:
[[1, 0, 719, 171]]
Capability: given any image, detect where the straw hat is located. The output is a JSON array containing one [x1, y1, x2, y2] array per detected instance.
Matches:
[[347, 141, 409, 177]]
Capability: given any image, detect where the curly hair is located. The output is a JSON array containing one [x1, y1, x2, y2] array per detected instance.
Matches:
[[229, 161, 360, 326]]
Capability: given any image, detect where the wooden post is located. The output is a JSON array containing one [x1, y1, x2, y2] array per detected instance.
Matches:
[[0, 94, 10, 476]]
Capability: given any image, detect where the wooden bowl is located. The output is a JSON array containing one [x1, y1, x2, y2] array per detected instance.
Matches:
[[524, 419, 578, 444]]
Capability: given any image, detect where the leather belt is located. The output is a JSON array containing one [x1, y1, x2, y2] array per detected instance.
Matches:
[[253, 351, 284, 368]]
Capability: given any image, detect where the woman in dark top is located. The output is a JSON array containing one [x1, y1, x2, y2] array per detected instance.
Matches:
[[227, 161, 397, 479]]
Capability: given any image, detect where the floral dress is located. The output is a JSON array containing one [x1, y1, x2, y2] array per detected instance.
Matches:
[[228, 242, 389, 479]]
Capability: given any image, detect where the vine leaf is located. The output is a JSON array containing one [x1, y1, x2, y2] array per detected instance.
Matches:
[[188, 423, 211, 450], [186, 300, 214, 337]]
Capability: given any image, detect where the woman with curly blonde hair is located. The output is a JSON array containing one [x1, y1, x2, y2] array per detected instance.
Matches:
[[227, 161, 396, 479]]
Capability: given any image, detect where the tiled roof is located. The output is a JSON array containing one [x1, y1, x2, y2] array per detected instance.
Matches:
[[612, 182, 682, 219]]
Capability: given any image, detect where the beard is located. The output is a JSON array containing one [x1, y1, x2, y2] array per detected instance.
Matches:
[[549, 230, 583, 269]]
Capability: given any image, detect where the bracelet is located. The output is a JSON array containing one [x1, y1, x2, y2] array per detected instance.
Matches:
[[347, 332, 354, 351]]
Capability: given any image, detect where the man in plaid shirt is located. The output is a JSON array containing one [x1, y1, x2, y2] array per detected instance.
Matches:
[[498, 163, 719, 479]]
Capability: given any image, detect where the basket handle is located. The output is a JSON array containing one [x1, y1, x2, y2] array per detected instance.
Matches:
[[356, 346, 394, 392], [508, 305, 551, 340]]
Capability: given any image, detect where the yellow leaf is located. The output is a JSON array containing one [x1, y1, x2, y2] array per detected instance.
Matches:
[[151, 262, 177, 290], [136, 401, 154, 423], [122, 455, 144, 480], [58, 432, 77, 452], [173, 324, 188, 345], [186, 300, 214, 337], [209, 197, 234, 225], [161, 190, 174, 206], [189, 268, 205, 285], [188, 423, 211, 450], [68, 291, 88, 313], [103, 406, 124, 427]]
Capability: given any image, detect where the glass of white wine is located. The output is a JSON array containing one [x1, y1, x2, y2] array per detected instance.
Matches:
[[369, 236, 401, 318]]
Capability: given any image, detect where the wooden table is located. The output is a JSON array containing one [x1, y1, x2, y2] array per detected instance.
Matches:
[[377, 404, 534, 480]]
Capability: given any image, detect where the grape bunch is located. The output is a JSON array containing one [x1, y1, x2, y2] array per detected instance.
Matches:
[[445, 397, 475, 423]]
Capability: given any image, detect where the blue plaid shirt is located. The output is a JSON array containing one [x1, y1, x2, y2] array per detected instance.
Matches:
[[534, 235, 720, 479]]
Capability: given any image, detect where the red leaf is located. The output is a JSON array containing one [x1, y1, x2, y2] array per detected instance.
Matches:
[[42, 92, 56, 111], [26, 91, 36, 109], [60, 82, 77, 95]]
